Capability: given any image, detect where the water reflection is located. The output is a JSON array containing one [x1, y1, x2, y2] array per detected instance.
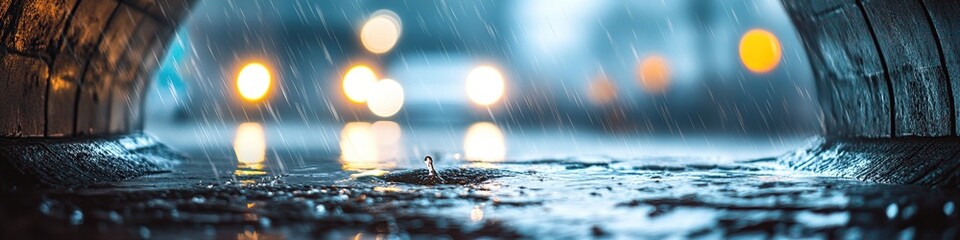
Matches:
[[471, 205, 484, 222], [463, 122, 506, 162], [371, 121, 402, 145], [236, 230, 260, 240], [339, 121, 402, 171], [233, 122, 267, 176]]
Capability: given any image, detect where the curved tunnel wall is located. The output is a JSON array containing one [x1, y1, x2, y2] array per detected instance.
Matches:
[[783, 0, 960, 138], [0, 0, 193, 137]]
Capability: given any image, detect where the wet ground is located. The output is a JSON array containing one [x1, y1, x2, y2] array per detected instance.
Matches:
[[2, 123, 958, 239]]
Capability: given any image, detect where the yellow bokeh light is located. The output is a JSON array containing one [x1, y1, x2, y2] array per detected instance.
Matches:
[[739, 29, 782, 74], [343, 65, 378, 103], [237, 63, 271, 101], [366, 79, 404, 118], [464, 122, 506, 162], [233, 122, 266, 165], [637, 55, 671, 93], [465, 66, 505, 106], [360, 10, 401, 54]]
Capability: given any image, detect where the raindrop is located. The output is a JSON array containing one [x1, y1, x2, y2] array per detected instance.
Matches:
[[945, 201, 955, 216], [315, 204, 327, 214], [901, 204, 916, 219], [885, 203, 898, 220], [260, 217, 272, 228], [140, 226, 152, 239], [69, 210, 84, 225], [38, 200, 52, 215], [897, 227, 915, 240], [108, 211, 123, 223], [471, 205, 484, 222]]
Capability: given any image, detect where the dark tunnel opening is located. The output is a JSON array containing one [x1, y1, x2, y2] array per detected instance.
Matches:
[[1, 0, 960, 238]]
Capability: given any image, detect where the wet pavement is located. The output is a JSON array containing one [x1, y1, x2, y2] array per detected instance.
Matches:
[[2, 123, 958, 239]]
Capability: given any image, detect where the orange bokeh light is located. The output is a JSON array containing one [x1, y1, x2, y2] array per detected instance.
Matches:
[[587, 75, 618, 105], [637, 55, 671, 93], [739, 29, 782, 74]]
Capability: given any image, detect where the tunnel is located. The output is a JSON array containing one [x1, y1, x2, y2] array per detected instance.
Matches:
[[0, 0, 958, 188]]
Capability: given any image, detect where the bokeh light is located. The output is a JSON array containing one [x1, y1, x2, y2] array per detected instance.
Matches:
[[366, 79, 405, 118], [233, 122, 266, 165], [463, 122, 506, 162], [587, 75, 618, 105], [739, 29, 782, 74], [637, 55, 671, 93], [237, 63, 271, 101], [343, 65, 378, 103], [360, 10, 402, 54], [465, 66, 505, 106]]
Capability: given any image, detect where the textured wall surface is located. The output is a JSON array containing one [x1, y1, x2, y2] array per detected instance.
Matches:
[[781, 0, 960, 187], [0, 0, 194, 137], [783, 0, 960, 138]]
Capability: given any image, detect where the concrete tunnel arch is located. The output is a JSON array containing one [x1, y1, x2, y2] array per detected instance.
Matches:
[[0, 0, 959, 187]]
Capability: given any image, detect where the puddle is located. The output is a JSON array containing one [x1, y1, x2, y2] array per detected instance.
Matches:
[[2, 153, 958, 239]]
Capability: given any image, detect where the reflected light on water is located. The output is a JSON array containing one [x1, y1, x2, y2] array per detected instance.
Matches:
[[366, 79, 404, 118], [371, 121, 401, 145], [236, 230, 261, 240], [463, 122, 506, 162], [234, 122, 266, 165], [471, 205, 484, 222], [342, 65, 378, 103], [739, 28, 782, 74], [236, 63, 271, 101], [339, 122, 401, 171], [360, 10, 401, 54], [233, 122, 267, 176], [465, 66, 505, 106], [373, 186, 403, 193], [637, 55, 670, 93], [340, 122, 377, 165]]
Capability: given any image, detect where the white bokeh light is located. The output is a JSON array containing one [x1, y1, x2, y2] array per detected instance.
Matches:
[[236, 63, 271, 101], [465, 66, 505, 106], [366, 79, 405, 118], [360, 10, 402, 54]]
